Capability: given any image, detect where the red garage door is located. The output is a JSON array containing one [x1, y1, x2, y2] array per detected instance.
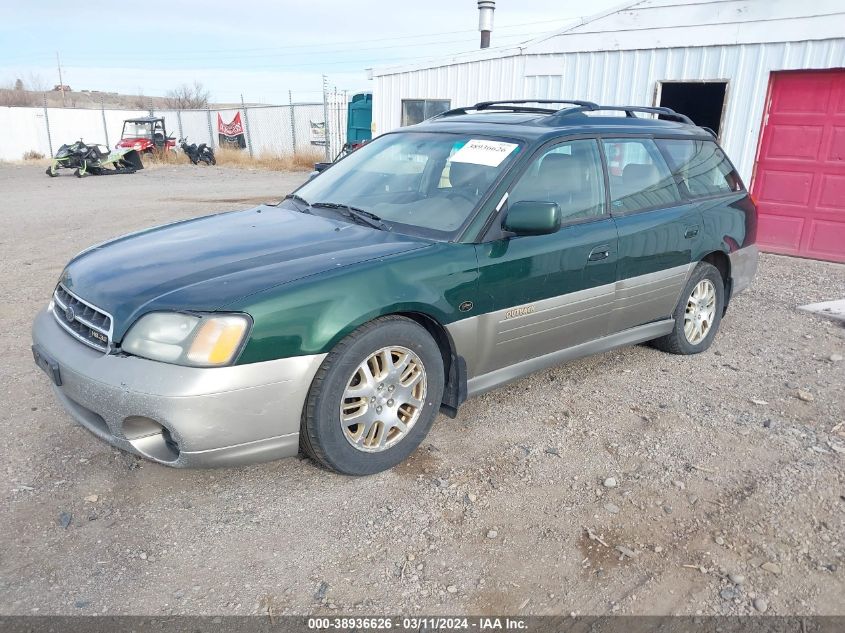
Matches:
[[752, 70, 845, 263]]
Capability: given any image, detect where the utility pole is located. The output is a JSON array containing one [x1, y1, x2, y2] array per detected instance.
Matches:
[[55, 51, 66, 107]]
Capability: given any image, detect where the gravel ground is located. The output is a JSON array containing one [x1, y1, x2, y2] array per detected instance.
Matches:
[[1, 164, 843, 617]]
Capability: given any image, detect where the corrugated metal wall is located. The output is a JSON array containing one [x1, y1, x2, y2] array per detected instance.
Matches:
[[373, 39, 845, 183]]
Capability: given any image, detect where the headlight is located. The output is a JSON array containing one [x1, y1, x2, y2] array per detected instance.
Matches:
[[122, 312, 251, 367]]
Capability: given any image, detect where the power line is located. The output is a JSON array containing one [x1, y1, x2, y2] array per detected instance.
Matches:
[[57, 32, 536, 68], [0, 17, 576, 64], [101, 17, 573, 56]]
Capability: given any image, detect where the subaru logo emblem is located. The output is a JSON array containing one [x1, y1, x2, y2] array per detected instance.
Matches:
[[64, 305, 75, 323]]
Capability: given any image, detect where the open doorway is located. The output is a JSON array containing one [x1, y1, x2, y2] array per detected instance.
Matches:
[[656, 81, 728, 136]]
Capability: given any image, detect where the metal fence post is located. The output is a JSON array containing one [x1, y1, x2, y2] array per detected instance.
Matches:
[[42, 93, 53, 157], [176, 110, 184, 142], [289, 90, 297, 155], [240, 94, 254, 158], [206, 106, 214, 147], [335, 87, 344, 151], [322, 75, 331, 161], [100, 95, 110, 148], [148, 97, 154, 117]]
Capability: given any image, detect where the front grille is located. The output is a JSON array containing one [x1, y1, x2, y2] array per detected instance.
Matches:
[[52, 284, 113, 352]]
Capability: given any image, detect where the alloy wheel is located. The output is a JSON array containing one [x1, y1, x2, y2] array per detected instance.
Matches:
[[684, 278, 717, 345], [340, 346, 427, 452]]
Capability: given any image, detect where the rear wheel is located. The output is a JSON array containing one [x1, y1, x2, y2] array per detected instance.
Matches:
[[651, 262, 725, 355], [300, 316, 444, 475]]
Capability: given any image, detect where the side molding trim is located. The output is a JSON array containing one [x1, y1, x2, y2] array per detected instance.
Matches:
[[466, 319, 675, 397]]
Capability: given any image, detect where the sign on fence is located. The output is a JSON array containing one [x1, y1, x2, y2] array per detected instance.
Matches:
[[218, 112, 246, 149], [309, 120, 326, 146]]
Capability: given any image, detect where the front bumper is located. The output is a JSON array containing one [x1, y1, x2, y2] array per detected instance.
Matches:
[[32, 308, 326, 467]]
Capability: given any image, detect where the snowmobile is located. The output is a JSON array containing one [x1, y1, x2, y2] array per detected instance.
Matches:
[[45, 140, 143, 177]]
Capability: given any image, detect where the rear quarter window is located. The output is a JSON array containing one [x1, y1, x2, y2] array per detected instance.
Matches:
[[656, 138, 743, 198]]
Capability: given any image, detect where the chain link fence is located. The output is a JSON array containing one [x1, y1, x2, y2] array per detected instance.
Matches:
[[0, 92, 351, 162]]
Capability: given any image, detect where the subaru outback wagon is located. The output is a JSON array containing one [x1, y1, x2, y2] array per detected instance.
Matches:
[[32, 99, 758, 475]]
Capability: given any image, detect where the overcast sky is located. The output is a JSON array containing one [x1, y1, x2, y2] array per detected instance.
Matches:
[[0, 0, 622, 104]]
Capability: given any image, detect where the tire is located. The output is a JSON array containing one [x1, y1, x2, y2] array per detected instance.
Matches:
[[300, 316, 445, 476], [651, 261, 725, 355], [45, 166, 57, 177]]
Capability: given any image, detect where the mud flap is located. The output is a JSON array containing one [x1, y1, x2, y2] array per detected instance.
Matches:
[[440, 355, 468, 419]]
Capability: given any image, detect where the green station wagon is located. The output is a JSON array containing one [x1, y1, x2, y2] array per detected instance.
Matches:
[[32, 99, 758, 475]]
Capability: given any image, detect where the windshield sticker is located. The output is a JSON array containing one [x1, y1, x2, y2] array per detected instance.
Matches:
[[450, 139, 518, 167]]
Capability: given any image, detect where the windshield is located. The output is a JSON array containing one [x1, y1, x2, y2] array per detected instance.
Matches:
[[122, 122, 154, 138], [292, 132, 522, 238]]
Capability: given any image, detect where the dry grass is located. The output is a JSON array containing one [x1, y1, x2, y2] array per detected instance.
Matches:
[[1, 152, 50, 166], [215, 147, 322, 171], [142, 146, 322, 172], [142, 149, 184, 167]]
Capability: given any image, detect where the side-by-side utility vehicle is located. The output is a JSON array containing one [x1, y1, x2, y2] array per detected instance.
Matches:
[[32, 99, 758, 475], [115, 116, 176, 153]]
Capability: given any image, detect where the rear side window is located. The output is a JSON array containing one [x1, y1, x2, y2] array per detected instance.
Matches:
[[656, 139, 743, 198], [602, 139, 681, 213]]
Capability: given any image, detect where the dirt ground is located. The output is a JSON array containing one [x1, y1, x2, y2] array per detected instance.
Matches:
[[1, 164, 843, 617]]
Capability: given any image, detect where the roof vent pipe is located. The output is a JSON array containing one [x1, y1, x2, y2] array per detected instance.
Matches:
[[478, 0, 495, 49]]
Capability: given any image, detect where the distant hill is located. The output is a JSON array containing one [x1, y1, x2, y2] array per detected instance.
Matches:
[[0, 88, 256, 110]]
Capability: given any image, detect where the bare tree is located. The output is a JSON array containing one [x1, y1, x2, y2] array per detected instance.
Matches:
[[0, 79, 36, 106], [130, 90, 149, 110], [0, 91, 36, 106], [27, 72, 48, 93], [164, 81, 210, 109]]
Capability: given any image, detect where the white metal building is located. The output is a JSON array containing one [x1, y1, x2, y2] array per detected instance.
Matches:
[[371, 0, 845, 262]]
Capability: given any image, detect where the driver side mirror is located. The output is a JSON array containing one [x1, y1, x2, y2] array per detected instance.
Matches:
[[502, 200, 562, 236]]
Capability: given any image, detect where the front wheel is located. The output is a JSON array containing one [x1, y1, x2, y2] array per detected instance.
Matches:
[[651, 261, 725, 355], [300, 316, 445, 475]]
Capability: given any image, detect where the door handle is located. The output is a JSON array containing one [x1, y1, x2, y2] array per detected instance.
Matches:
[[684, 225, 700, 239], [588, 245, 610, 261]]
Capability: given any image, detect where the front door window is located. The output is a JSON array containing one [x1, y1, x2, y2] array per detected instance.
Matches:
[[509, 139, 607, 223]]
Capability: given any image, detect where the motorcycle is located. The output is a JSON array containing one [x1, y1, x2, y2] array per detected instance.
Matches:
[[45, 139, 143, 177], [179, 137, 216, 166]]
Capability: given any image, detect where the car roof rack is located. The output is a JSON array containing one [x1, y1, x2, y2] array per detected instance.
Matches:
[[433, 99, 601, 118], [548, 104, 695, 125], [475, 99, 601, 110], [430, 100, 696, 126]]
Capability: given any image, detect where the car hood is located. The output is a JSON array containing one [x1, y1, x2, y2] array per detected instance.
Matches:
[[60, 205, 431, 340]]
